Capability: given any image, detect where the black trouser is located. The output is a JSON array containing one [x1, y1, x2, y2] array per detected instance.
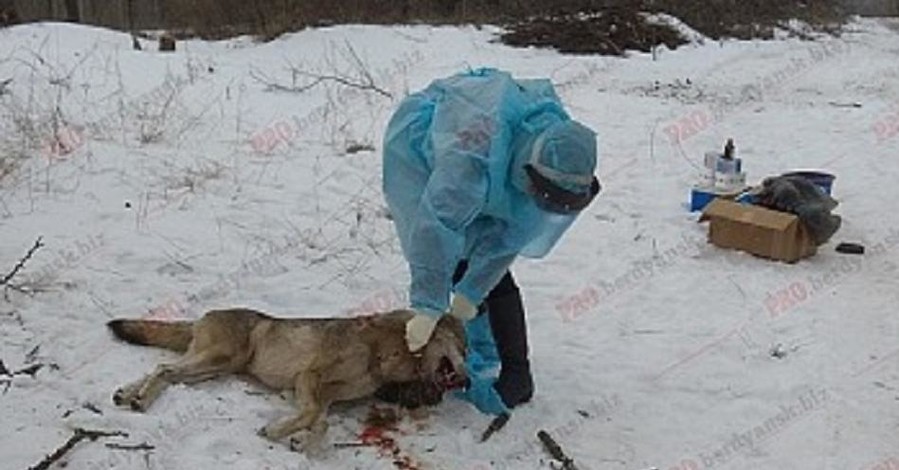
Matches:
[[454, 261, 533, 406]]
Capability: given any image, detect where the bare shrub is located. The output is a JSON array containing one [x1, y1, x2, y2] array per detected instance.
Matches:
[[646, 0, 847, 40], [164, 0, 308, 40], [7, 0, 851, 44]]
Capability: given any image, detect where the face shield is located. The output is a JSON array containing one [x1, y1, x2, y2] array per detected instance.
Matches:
[[519, 208, 578, 258], [517, 123, 601, 258], [524, 164, 600, 214]]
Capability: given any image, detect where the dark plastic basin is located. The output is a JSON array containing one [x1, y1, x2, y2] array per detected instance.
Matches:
[[783, 171, 836, 195]]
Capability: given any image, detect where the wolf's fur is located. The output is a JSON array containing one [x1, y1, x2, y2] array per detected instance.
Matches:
[[108, 308, 465, 450]]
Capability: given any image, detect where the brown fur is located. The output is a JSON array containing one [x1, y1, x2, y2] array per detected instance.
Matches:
[[108, 319, 194, 352], [108, 308, 465, 451]]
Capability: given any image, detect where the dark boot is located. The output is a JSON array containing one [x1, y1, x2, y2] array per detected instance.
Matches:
[[486, 274, 534, 408]]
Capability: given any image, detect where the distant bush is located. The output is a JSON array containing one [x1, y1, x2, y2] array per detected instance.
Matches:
[[501, 6, 689, 56], [646, 0, 847, 40], [3, 0, 849, 45], [499, 1, 847, 55]]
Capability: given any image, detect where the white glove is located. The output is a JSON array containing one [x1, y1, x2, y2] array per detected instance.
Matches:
[[405, 312, 439, 353], [449, 294, 478, 321], [405, 295, 478, 352]]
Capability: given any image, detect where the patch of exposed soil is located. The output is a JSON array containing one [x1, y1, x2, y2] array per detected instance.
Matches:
[[499, 2, 847, 56], [500, 7, 688, 56]]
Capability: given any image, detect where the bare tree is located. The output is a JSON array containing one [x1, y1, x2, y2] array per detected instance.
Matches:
[[63, 0, 78, 21]]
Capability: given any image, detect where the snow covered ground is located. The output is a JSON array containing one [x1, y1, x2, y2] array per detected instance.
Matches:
[[1, 16, 897, 470]]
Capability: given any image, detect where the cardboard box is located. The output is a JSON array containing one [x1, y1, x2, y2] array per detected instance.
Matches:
[[699, 199, 817, 263]]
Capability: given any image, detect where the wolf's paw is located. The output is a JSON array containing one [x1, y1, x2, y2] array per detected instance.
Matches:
[[128, 396, 148, 412], [113, 387, 142, 410], [113, 381, 145, 409], [257, 424, 283, 442], [288, 432, 309, 452], [112, 388, 128, 406], [288, 429, 325, 455]]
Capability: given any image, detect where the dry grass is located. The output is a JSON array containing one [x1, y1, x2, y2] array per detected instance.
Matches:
[[0, 154, 19, 183]]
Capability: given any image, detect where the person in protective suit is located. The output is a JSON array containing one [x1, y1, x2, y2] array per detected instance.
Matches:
[[380, 68, 600, 415]]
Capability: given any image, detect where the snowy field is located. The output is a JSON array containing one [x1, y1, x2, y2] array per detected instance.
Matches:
[[1, 16, 898, 470]]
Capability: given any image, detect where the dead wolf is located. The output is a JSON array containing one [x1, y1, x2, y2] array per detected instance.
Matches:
[[108, 308, 466, 450]]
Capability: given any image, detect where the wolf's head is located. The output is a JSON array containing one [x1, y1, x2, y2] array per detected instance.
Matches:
[[420, 314, 467, 391], [371, 310, 469, 408]]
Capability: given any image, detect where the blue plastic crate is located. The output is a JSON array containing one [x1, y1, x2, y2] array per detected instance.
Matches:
[[690, 187, 716, 212]]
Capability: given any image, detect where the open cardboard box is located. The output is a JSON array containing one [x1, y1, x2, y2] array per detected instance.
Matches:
[[699, 199, 817, 263]]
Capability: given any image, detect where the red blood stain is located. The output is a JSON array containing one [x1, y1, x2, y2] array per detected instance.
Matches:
[[359, 406, 422, 470]]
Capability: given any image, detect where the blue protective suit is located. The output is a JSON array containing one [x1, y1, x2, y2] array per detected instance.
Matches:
[[453, 309, 508, 414], [382, 68, 595, 317]]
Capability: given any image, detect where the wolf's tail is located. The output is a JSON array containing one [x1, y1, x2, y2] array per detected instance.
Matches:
[[107, 319, 194, 352]]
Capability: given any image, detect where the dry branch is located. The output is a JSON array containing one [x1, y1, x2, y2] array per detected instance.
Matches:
[[105, 442, 155, 451], [1, 237, 44, 286], [333, 441, 371, 449], [27, 428, 128, 470], [2, 237, 44, 299], [15, 363, 42, 377], [250, 67, 392, 98], [249, 42, 391, 98]]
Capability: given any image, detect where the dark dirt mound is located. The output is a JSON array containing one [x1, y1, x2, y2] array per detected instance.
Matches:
[[500, 7, 688, 56], [499, 1, 847, 56], [650, 0, 846, 40]]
